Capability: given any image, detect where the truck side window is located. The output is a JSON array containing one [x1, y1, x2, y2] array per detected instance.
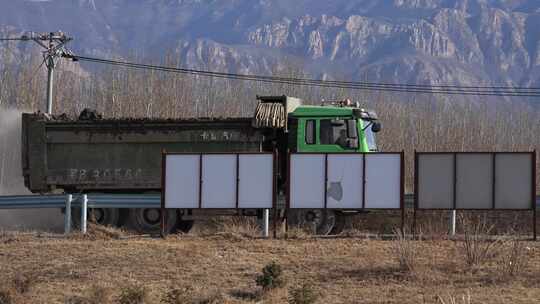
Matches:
[[320, 119, 347, 147], [305, 120, 315, 144]]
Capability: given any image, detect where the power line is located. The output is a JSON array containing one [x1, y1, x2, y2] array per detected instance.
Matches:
[[70, 55, 540, 97], [73, 55, 540, 96], [3, 33, 538, 97]]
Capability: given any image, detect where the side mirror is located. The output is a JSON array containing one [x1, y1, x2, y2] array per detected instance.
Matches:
[[371, 122, 382, 133], [347, 120, 358, 138]]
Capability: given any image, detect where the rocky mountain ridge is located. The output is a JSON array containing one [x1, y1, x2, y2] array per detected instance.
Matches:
[[1, 0, 539, 92]]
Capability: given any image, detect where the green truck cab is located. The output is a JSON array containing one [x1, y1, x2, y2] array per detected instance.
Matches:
[[253, 95, 381, 154], [292, 105, 379, 153]]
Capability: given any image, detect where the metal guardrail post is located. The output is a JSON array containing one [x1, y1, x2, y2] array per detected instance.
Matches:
[[81, 194, 88, 234], [64, 194, 72, 234], [263, 209, 269, 238], [449, 210, 456, 237]]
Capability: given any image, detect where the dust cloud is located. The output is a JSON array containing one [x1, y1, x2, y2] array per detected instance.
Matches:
[[0, 108, 63, 232]]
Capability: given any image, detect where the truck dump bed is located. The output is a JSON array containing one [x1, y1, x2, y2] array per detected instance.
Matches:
[[22, 113, 267, 193]]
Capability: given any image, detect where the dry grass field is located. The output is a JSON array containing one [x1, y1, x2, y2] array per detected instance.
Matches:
[[1, 220, 539, 304]]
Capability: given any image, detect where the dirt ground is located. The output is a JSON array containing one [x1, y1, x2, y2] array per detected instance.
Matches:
[[0, 226, 539, 304]]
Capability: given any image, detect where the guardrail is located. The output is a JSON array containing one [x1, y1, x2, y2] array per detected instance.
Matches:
[[0, 194, 539, 236], [0, 194, 162, 235], [1, 194, 539, 209], [0, 194, 161, 209]]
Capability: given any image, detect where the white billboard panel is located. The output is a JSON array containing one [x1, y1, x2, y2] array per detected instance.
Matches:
[[238, 154, 273, 209], [164, 153, 275, 209], [289, 153, 402, 209], [456, 154, 493, 209], [417, 154, 454, 209], [289, 154, 325, 208], [201, 154, 237, 208], [495, 154, 533, 210], [326, 154, 363, 209], [365, 154, 401, 209], [164, 154, 200, 209]]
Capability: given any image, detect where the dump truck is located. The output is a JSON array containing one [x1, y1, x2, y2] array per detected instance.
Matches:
[[21, 96, 381, 234]]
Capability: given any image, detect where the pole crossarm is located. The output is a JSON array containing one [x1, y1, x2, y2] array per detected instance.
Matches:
[[0, 31, 73, 114]]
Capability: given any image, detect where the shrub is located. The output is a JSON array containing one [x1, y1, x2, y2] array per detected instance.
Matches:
[[65, 285, 112, 304], [288, 283, 318, 304], [418, 213, 451, 240], [391, 228, 417, 273], [161, 288, 186, 304], [117, 284, 151, 304], [195, 292, 226, 304], [64, 295, 89, 304], [162, 287, 226, 304], [436, 290, 472, 304], [459, 215, 503, 268], [0, 288, 14, 304], [285, 227, 309, 240], [497, 238, 530, 279], [256, 261, 285, 291], [12, 273, 35, 294], [220, 217, 261, 238], [83, 285, 112, 304]]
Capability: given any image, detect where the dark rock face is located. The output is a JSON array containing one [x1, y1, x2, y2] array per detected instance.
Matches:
[[1, 0, 539, 88]]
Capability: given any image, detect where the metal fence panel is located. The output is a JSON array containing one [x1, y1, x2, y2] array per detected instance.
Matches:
[[417, 154, 454, 209], [164, 154, 200, 209], [495, 153, 534, 210], [289, 154, 326, 209], [326, 154, 363, 209], [201, 154, 237, 208], [365, 154, 401, 209], [456, 153, 493, 209], [238, 154, 273, 209]]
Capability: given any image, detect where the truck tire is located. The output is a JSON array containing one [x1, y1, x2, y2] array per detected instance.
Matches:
[[288, 209, 336, 235], [71, 208, 120, 228], [175, 219, 194, 233], [331, 212, 347, 235], [125, 208, 177, 234], [174, 210, 194, 233]]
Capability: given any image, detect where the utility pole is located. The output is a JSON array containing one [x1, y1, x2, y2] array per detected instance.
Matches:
[[1, 31, 73, 114]]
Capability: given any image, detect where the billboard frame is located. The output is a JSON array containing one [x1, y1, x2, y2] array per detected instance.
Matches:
[[160, 151, 277, 237], [286, 151, 405, 233], [413, 151, 537, 240]]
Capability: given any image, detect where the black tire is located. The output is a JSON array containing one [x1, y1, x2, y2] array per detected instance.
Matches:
[[330, 212, 347, 235], [71, 208, 120, 228], [175, 219, 194, 233], [174, 210, 194, 233], [287, 209, 336, 235], [125, 208, 177, 234]]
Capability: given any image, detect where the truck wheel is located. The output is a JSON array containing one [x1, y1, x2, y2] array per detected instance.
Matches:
[[175, 219, 194, 233], [71, 208, 120, 227], [126, 208, 177, 234], [331, 212, 347, 235], [175, 210, 194, 233], [288, 209, 336, 235]]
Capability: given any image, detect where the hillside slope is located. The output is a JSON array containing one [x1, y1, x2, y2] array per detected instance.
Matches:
[[0, 0, 539, 93]]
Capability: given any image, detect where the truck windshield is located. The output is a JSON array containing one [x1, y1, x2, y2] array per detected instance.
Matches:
[[364, 123, 378, 151]]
